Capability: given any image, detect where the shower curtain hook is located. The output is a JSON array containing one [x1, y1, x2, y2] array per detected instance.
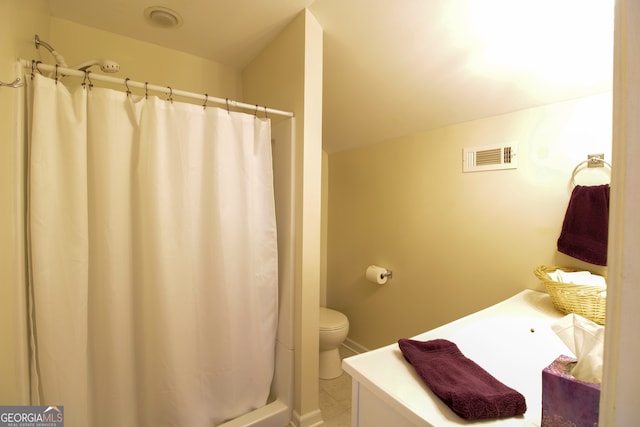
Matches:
[[264, 106, 268, 119], [35, 61, 43, 77], [254, 105, 258, 117], [124, 78, 131, 97], [167, 86, 173, 103], [30, 60, 37, 79], [54, 64, 59, 84], [202, 94, 208, 110], [225, 98, 230, 114], [82, 70, 93, 90], [145, 82, 149, 99]]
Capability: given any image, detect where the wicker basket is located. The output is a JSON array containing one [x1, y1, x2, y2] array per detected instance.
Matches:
[[534, 265, 606, 325]]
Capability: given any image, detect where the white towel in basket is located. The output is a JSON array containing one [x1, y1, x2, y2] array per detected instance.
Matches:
[[547, 270, 606, 287]]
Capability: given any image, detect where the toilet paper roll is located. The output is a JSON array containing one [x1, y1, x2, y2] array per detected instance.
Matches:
[[366, 265, 388, 285]]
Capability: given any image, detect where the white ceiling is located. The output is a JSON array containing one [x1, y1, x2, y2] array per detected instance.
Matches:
[[47, 0, 614, 153]]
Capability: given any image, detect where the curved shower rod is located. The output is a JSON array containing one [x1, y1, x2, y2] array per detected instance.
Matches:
[[17, 59, 294, 118]]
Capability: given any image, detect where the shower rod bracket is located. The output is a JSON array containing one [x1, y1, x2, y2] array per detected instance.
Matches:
[[0, 77, 23, 88]]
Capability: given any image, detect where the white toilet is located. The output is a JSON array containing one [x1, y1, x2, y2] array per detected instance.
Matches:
[[319, 307, 350, 379]]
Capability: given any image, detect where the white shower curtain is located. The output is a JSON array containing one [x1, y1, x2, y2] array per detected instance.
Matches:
[[26, 74, 278, 427]]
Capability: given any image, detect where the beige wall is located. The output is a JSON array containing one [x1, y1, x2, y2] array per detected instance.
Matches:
[[244, 10, 324, 426], [320, 150, 329, 308], [327, 92, 612, 350], [0, 0, 50, 404], [49, 18, 241, 101], [601, 1, 640, 423]]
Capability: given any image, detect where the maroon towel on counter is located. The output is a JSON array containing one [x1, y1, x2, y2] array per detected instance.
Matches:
[[398, 338, 526, 420], [557, 184, 610, 266]]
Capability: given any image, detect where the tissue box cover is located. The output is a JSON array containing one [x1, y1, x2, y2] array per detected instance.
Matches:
[[542, 355, 600, 427]]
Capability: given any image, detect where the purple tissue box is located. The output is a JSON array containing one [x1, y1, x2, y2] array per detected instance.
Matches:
[[542, 355, 600, 427]]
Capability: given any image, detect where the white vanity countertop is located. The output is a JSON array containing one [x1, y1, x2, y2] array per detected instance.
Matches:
[[342, 290, 573, 426]]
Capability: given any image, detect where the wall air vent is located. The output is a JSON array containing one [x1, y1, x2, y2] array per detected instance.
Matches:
[[463, 143, 518, 172]]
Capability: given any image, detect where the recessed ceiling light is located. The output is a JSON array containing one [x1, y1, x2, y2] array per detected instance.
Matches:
[[144, 6, 183, 28]]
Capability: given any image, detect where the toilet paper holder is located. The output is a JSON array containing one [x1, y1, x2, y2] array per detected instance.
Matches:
[[366, 265, 393, 284]]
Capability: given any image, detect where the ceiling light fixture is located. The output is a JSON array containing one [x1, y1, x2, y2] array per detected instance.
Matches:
[[144, 6, 183, 28]]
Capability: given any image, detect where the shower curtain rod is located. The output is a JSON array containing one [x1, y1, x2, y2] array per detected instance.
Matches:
[[18, 59, 294, 118]]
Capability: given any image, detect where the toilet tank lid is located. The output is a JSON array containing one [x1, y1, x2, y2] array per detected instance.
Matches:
[[320, 307, 349, 330]]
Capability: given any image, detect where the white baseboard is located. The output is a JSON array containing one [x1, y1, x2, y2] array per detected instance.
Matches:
[[289, 408, 323, 427], [343, 337, 370, 355], [288, 339, 369, 427]]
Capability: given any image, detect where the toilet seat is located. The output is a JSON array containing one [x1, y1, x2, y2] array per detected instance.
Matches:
[[320, 307, 349, 331]]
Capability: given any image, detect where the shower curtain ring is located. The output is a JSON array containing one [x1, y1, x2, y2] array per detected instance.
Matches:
[[82, 70, 93, 89], [124, 77, 131, 97], [255, 105, 258, 117], [225, 98, 230, 114], [203, 94, 208, 110], [145, 82, 149, 99], [264, 106, 268, 119], [167, 86, 173, 103], [54, 64, 59, 84], [30, 60, 38, 79]]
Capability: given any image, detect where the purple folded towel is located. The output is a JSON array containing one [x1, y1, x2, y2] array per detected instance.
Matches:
[[398, 338, 526, 420], [557, 184, 610, 266]]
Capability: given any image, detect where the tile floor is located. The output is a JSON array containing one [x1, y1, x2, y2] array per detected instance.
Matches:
[[319, 346, 357, 427]]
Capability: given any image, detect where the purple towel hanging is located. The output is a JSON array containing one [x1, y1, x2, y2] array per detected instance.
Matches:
[[557, 184, 610, 266]]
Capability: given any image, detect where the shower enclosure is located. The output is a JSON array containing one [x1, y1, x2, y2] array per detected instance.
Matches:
[[219, 118, 296, 427], [23, 67, 295, 427]]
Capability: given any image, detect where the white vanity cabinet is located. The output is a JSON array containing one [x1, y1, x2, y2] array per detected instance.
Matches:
[[342, 290, 572, 427]]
